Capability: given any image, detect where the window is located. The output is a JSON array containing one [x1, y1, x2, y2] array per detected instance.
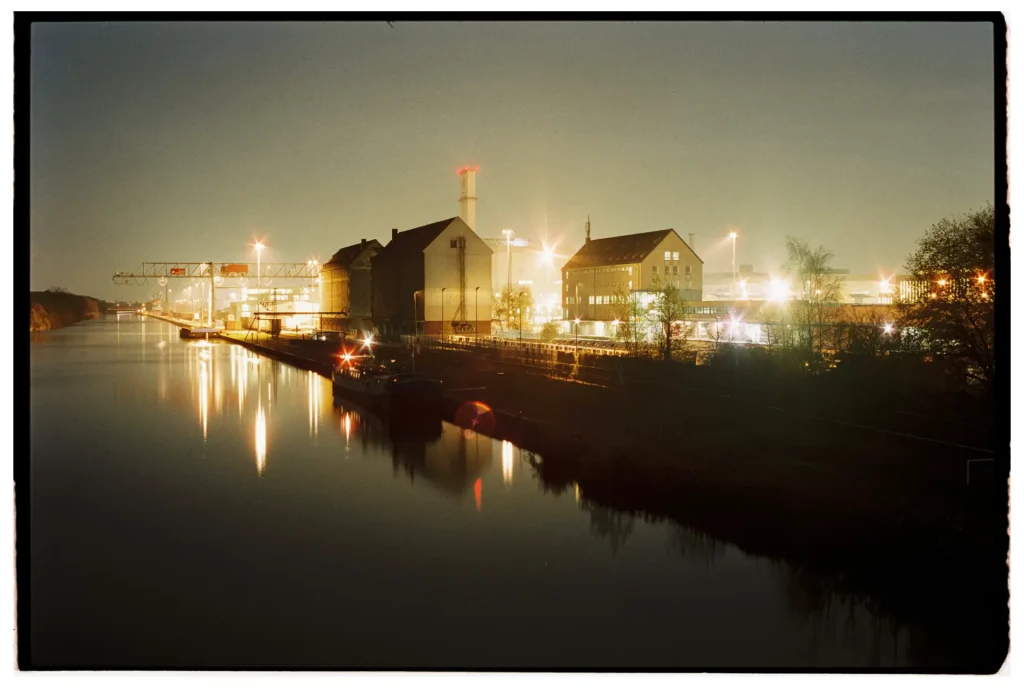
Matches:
[[664, 251, 671, 261], [673, 251, 680, 261], [628, 280, 633, 290], [628, 266, 633, 275], [564, 272, 568, 280], [589, 296, 595, 305], [672, 265, 678, 275], [652, 265, 658, 274], [685, 265, 692, 276], [665, 265, 670, 276]]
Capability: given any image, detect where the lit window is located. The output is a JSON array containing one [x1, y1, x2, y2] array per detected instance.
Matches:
[[589, 296, 595, 305], [628, 267, 633, 275], [564, 272, 568, 280], [673, 251, 680, 261], [628, 280, 633, 290], [664, 251, 671, 261]]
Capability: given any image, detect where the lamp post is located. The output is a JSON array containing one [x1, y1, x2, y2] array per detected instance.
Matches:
[[440, 287, 447, 344], [474, 286, 480, 344], [254, 241, 265, 341], [502, 229, 514, 297], [729, 231, 738, 300], [412, 290, 421, 372], [574, 317, 581, 351]]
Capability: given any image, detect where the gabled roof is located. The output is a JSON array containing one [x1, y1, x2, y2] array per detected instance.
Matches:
[[324, 239, 382, 269], [374, 218, 459, 262], [562, 228, 701, 270]]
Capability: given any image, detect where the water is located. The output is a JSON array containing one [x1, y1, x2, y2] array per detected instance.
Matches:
[[29, 315, 918, 669]]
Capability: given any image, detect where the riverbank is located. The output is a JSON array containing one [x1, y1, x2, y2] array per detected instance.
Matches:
[[149, 318, 1007, 668], [29, 290, 107, 331]]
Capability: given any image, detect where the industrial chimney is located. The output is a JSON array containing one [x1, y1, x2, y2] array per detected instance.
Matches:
[[392, 228, 398, 241], [688, 233, 696, 251], [457, 166, 479, 231], [585, 215, 591, 244]]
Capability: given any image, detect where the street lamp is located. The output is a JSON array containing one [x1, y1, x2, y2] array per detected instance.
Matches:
[[474, 286, 480, 344], [729, 231, 738, 300], [253, 241, 265, 340], [440, 287, 447, 343], [502, 229, 514, 296], [574, 316, 581, 351]]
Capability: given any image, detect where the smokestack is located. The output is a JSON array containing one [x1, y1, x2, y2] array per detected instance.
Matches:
[[457, 165, 479, 231], [360, 238, 367, 248], [585, 215, 591, 244], [688, 233, 695, 250], [392, 228, 398, 241]]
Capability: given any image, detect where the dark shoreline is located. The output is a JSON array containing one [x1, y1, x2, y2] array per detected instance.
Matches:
[[29, 290, 107, 332], [147, 315, 1009, 670]]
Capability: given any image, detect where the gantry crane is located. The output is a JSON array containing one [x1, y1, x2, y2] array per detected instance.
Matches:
[[111, 261, 323, 328]]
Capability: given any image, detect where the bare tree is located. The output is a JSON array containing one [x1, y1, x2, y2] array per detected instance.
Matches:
[[494, 287, 533, 334], [649, 275, 692, 361], [611, 287, 651, 358], [784, 238, 844, 360]]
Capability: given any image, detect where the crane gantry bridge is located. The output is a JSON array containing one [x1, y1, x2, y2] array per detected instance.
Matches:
[[111, 261, 323, 327]]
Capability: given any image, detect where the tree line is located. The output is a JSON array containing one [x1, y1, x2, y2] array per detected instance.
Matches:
[[591, 203, 996, 393]]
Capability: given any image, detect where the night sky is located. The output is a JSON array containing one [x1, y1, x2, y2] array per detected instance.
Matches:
[[29, 21, 995, 300]]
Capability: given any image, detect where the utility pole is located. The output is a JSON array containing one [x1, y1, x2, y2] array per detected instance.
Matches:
[[475, 286, 480, 344], [503, 229, 514, 299], [729, 231, 738, 300], [208, 261, 214, 328]]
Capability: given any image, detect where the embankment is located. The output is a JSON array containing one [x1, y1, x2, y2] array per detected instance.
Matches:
[[29, 290, 106, 331]]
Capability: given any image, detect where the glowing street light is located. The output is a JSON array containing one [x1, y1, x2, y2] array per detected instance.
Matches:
[[728, 231, 738, 299], [253, 240, 265, 339], [883, 323, 894, 335]]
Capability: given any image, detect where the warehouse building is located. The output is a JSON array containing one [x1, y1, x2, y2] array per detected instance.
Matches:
[[371, 217, 493, 339], [319, 238, 382, 335], [561, 224, 703, 324]]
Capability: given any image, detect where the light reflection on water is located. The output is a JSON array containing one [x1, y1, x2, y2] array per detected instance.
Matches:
[[25, 314, 963, 670]]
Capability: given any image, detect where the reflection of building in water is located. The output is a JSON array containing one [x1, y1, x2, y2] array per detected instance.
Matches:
[[420, 424, 494, 495], [331, 398, 494, 497]]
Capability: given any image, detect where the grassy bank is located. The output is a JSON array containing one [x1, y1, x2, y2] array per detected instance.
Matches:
[[29, 290, 107, 331]]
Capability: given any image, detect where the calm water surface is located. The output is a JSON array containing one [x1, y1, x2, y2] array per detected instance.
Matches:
[[30, 315, 916, 669]]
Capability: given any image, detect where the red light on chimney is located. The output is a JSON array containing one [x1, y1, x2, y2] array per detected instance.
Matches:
[[457, 165, 480, 175]]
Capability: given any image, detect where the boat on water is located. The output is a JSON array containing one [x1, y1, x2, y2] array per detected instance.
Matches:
[[332, 354, 443, 416], [180, 326, 220, 339]]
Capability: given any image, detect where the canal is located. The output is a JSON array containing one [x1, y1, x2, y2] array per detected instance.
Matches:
[[28, 315, 939, 669]]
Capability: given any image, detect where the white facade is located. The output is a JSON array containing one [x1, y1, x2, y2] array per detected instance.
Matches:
[[423, 219, 493, 335]]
